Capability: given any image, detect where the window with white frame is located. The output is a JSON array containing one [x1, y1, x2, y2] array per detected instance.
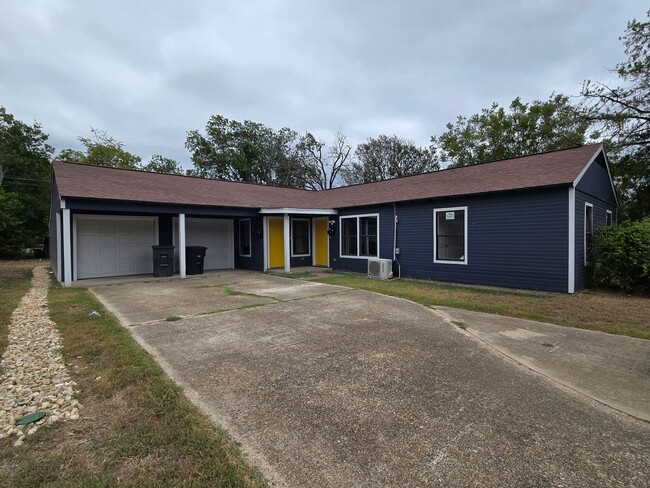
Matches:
[[239, 219, 251, 256], [584, 203, 593, 265], [340, 215, 378, 258], [434, 207, 467, 264], [606, 210, 613, 226], [291, 219, 310, 256]]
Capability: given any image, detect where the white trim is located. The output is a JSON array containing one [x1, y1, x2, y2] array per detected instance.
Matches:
[[433, 206, 468, 265], [572, 145, 619, 207], [568, 188, 575, 293], [60, 198, 66, 209], [283, 213, 290, 272], [238, 218, 252, 257], [606, 210, 613, 226], [259, 208, 337, 215], [179, 213, 186, 278], [312, 217, 330, 267], [62, 208, 72, 287], [290, 218, 311, 257], [263, 216, 269, 271], [339, 213, 380, 259], [55, 212, 62, 281], [584, 202, 593, 267]]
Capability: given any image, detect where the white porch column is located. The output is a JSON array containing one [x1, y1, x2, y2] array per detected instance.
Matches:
[[283, 213, 291, 273], [179, 213, 186, 278], [62, 208, 72, 287]]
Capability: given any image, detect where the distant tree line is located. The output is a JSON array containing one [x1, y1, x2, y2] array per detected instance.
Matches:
[[1, 10, 647, 257]]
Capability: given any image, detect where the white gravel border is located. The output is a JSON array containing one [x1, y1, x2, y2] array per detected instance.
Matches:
[[0, 266, 80, 447]]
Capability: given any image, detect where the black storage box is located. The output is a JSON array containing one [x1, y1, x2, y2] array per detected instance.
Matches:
[[152, 245, 175, 277], [186, 246, 208, 275]]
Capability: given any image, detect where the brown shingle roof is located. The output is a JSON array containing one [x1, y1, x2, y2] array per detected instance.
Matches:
[[53, 144, 602, 209]]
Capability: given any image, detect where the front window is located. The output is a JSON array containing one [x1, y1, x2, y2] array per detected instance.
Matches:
[[434, 207, 467, 264], [291, 219, 310, 256], [239, 219, 251, 256], [606, 210, 612, 226], [585, 204, 593, 265], [340, 215, 378, 258]]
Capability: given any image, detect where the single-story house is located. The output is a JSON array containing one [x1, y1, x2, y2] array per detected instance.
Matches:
[[49, 143, 617, 293]]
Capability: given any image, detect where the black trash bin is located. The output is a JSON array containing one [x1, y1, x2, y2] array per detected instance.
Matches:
[[186, 246, 208, 275], [152, 245, 175, 277]]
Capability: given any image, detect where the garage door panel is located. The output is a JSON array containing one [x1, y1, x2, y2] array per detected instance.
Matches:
[[76, 216, 157, 279], [173, 218, 234, 271]]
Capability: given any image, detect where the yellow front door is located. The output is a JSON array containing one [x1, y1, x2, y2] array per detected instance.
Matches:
[[314, 219, 329, 267], [268, 218, 284, 268]]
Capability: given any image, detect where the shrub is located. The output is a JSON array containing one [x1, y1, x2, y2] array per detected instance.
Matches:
[[589, 219, 650, 293]]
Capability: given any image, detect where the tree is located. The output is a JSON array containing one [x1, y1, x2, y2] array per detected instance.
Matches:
[[186, 115, 310, 188], [143, 154, 185, 175], [0, 106, 53, 256], [431, 94, 588, 167], [296, 131, 353, 190], [58, 128, 142, 169], [580, 11, 649, 221], [343, 134, 438, 184]]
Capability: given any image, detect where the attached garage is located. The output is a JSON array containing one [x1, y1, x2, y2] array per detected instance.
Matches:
[[74, 215, 158, 279], [173, 217, 234, 271]]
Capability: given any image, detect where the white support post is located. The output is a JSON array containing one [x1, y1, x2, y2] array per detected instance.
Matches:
[[179, 213, 186, 279], [62, 208, 72, 287], [283, 213, 291, 273]]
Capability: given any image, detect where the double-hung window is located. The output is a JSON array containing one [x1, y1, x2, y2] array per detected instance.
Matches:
[[434, 207, 467, 264], [239, 219, 251, 257], [340, 215, 378, 258], [291, 219, 310, 256]]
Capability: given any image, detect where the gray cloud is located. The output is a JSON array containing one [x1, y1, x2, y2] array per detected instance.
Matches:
[[1, 0, 645, 169]]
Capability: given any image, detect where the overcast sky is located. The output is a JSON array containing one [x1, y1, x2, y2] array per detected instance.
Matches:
[[1, 1, 646, 168]]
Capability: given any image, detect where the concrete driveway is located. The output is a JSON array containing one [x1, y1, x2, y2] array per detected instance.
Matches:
[[89, 271, 650, 487]]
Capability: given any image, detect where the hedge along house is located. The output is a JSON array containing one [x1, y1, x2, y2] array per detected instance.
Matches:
[[49, 143, 616, 293]]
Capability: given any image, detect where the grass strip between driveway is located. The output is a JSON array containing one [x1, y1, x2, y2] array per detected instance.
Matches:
[[313, 273, 650, 340], [0, 273, 264, 487]]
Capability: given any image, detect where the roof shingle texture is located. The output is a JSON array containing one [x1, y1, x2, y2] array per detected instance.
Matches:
[[53, 144, 601, 209]]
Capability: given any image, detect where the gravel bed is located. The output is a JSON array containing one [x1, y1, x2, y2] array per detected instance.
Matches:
[[0, 266, 80, 446]]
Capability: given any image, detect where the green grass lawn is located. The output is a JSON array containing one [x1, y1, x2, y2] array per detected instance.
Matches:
[[0, 262, 34, 363], [314, 273, 650, 340], [0, 262, 264, 487]]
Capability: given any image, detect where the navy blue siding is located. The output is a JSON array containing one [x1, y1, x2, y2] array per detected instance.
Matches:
[[576, 153, 617, 207], [235, 217, 264, 271], [574, 190, 616, 290], [333, 188, 570, 292], [64, 198, 259, 217]]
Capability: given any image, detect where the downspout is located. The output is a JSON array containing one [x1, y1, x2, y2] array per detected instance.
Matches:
[[393, 203, 401, 279]]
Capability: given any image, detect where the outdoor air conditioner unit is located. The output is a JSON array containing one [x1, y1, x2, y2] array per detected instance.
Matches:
[[368, 258, 393, 280]]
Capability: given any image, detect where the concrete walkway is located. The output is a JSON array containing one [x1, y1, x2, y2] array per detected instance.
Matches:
[[88, 272, 650, 487], [434, 306, 650, 422]]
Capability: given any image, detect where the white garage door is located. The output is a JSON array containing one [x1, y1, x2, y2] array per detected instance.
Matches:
[[174, 218, 234, 270], [76, 216, 158, 279]]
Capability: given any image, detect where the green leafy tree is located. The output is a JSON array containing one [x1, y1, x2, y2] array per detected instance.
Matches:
[[143, 154, 185, 175], [58, 128, 142, 169], [581, 11, 649, 221], [295, 131, 353, 190], [431, 94, 588, 167], [0, 106, 53, 257], [343, 134, 438, 184], [186, 115, 310, 188]]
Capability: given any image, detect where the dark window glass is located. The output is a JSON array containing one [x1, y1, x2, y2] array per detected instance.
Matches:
[[606, 211, 612, 226], [239, 220, 251, 256], [341, 218, 358, 256], [585, 206, 593, 262], [359, 216, 378, 257], [292, 220, 310, 255], [436, 210, 465, 261]]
